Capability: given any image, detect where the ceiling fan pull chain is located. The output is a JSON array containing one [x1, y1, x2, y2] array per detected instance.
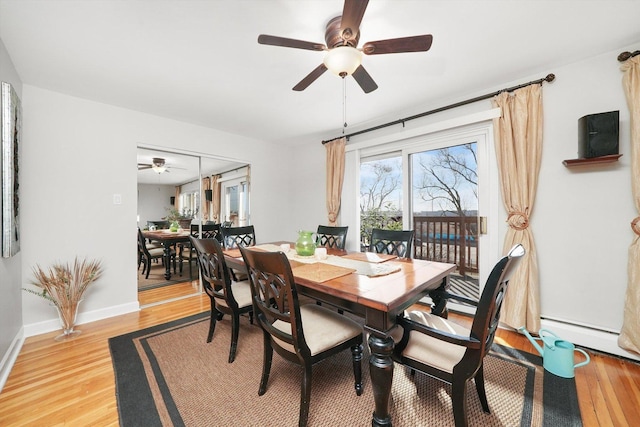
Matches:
[[342, 77, 348, 133]]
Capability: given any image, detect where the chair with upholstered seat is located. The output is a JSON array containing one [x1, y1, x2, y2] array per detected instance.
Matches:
[[190, 236, 253, 363], [391, 244, 525, 427], [369, 228, 415, 258], [316, 225, 348, 250], [137, 228, 176, 279], [239, 246, 364, 427]]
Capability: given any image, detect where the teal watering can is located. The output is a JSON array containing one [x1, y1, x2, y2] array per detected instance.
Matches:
[[518, 327, 590, 378]]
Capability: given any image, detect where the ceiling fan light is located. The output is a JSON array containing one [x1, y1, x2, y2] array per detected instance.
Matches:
[[323, 46, 362, 77], [152, 164, 166, 174]]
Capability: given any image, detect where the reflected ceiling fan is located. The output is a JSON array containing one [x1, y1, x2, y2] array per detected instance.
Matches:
[[137, 157, 175, 174], [257, 0, 433, 93]]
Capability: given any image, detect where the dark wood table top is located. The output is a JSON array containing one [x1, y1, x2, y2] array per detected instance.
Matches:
[[223, 242, 456, 333]]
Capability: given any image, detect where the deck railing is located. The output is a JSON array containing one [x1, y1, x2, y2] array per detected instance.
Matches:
[[413, 215, 479, 276]]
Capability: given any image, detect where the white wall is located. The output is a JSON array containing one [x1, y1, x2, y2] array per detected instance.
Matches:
[[20, 86, 293, 334], [0, 37, 23, 390], [137, 183, 175, 229]]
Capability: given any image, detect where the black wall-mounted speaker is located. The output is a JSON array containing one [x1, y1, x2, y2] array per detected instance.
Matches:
[[205, 189, 213, 201], [578, 110, 619, 158], [170, 196, 176, 205]]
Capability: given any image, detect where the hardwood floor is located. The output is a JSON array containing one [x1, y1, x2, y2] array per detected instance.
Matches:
[[1, 291, 639, 426]]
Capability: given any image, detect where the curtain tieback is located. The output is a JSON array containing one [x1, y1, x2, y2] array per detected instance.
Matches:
[[507, 210, 529, 230], [631, 217, 640, 236]]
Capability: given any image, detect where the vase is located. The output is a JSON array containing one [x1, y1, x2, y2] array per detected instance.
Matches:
[[53, 300, 82, 342], [295, 230, 317, 256], [169, 221, 179, 232]]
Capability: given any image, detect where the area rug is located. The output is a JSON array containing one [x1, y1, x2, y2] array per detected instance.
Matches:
[[109, 313, 582, 427], [138, 263, 198, 291]]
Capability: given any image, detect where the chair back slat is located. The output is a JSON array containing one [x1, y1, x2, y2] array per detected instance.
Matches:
[[316, 225, 348, 250], [369, 228, 415, 258], [222, 225, 256, 249]]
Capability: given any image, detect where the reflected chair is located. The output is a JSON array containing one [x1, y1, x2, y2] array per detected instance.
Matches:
[[369, 228, 415, 258], [391, 244, 525, 427], [137, 228, 176, 279], [179, 223, 223, 279], [190, 236, 253, 363], [316, 225, 348, 250], [239, 246, 364, 427]]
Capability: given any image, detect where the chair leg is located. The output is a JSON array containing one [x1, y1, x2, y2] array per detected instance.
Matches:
[[474, 365, 490, 413], [351, 344, 364, 396], [451, 377, 469, 427], [228, 313, 240, 363], [299, 363, 312, 427], [207, 303, 218, 343], [258, 331, 273, 396], [145, 256, 152, 279]]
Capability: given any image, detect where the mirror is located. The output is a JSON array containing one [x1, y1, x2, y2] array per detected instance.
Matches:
[[136, 146, 249, 306]]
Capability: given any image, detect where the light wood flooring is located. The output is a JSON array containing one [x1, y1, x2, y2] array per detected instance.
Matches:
[[0, 286, 639, 426]]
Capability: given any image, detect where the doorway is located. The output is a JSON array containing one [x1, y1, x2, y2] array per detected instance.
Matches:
[[136, 146, 249, 307], [357, 122, 496, 314]]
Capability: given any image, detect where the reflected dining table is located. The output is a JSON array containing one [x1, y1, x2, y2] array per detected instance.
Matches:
[[142, 229, 191, 280], [223, 242, 456, 427]]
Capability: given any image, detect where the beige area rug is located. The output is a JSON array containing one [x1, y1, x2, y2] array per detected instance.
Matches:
[[109, 313, 582, 426]]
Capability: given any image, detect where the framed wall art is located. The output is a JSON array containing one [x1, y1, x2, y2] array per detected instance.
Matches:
[[1, 81, 21, 257]]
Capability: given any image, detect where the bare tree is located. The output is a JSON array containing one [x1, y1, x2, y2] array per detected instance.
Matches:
[[415, 144, 477, 216], [360, 160, 401, 212]]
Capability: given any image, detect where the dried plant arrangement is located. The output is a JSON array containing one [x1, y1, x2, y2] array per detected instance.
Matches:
[[24, 257, 103, 341]]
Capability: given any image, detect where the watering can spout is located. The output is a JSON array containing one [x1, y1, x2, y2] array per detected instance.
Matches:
[[518, 326, 544, 356]]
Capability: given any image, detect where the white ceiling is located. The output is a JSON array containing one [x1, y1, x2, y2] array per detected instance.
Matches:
[[1, 0, 640, 151]]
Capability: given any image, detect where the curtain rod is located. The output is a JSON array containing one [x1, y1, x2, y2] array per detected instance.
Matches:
[[618, 50, 640, 62], [321, 73, 555, 145]]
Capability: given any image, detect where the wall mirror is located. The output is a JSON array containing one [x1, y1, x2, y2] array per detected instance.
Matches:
[[136, 146, 250, 306]]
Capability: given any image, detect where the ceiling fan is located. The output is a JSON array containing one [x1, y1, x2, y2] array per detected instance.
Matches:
[[257, 0, 433, 93], [137, 157, 172, 174]]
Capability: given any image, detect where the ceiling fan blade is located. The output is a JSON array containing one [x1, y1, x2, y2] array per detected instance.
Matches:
[[352, 65, 378, 93], [340, 0, 369, 44], [258, 34, 325, 51], [292, 64, 328, 91], [362, 34, 433, 55], [138, 164, 152, 170]]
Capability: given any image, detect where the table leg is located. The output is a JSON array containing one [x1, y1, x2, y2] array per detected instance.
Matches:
[[163, 242, 172, 280], [368, 333, 394, 427], [428, 278, 449, 318]]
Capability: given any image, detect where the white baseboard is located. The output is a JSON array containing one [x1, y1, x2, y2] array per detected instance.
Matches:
[[534, 319, 640, 362], [22, 301, 140, 338], [0, 327, 25, 393]]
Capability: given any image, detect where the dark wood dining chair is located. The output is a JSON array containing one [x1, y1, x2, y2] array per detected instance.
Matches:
[[316, 225, 348, 250], [239, 246, 364, 427], [221, 225, 256, 281], [369, 228, 415, 258], [221, 225, 255, 248], [137, 228, 175, 279], [391, 244, 525, 427], [179, 223, 223, 279], [190, 236, 253, 363]]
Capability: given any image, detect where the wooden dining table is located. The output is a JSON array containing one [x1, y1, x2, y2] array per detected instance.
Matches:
[[223, 242, 456, 427], [142, 229, 191, 280]]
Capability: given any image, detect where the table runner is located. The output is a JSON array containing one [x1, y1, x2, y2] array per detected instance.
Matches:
[[230, 244, 402, 278]]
